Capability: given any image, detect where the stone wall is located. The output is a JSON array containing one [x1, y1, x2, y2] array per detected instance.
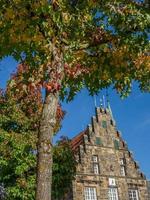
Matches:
[[70, 107, 149, 200], [147, 181, 150, 200]]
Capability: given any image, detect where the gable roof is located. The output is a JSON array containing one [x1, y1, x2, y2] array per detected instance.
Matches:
[[71, 130, 87, 152]]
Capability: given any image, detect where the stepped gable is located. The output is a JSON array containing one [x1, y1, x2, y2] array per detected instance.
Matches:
[[70, 106, 129, 154], [70, 106, 119, 154], [66, 102, 149, 200]]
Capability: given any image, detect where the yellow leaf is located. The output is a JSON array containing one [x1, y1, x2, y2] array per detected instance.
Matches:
[[5, 8, 15, 20]]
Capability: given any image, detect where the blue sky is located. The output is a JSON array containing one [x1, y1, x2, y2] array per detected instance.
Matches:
[[0, 57, 150, 179]]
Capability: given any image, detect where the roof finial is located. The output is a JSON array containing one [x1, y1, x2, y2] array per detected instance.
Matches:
[[94, 95, 97, 107], [106, 92, 113, 119], [100, 98, 103, 107], [103, 95, 106, 108]]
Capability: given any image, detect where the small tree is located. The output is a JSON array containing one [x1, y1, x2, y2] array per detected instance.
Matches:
[[0, 90, 74, 200], [52, 137, 76, 200], [0, 1, 150, 199], [0, 90, 38, 199]]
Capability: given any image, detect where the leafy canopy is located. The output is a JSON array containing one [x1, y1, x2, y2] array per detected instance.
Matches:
[[0, 90, 75, 200], [0, 90, 38, 200], [0, 0, 150, 99], [52, 137, 76, 200]]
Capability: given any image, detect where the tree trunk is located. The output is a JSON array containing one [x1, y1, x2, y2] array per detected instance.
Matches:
[[36, 45, 63, 200], [36, 92, 59, 200]]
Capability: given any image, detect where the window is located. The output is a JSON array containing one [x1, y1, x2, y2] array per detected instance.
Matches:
[[120, 166, 126, 176], [108, 188, 119, 200], [120, 158, 124, 165], [84, 187, 97, 200], [128, 189, 139, 200], [95, 137, 102, 145], [92, 155, 98, 162], [92, 155, 99, 174], [93, 163, 99, 174], [102, 120, 107, 128], [120, 158, 126, 176]]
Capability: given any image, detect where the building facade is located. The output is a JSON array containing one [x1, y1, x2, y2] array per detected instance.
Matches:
[[147, 181, 150, 200], [69, 106, 149, 200]]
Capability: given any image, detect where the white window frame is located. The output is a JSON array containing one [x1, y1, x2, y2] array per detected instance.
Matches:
[[120, 158, 124, 165], [120, 165, 126, 176], [108, 187, 119, 200], [128, 189, 139, 200], [92, 155, 99, 174], [93, 163, 99, 174], [92, 155, 98, 162], [84, 187, 97, 200], [120, 158, 126, 176]]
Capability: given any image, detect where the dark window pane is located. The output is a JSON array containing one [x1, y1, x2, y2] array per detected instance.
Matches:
[[95, 137, 102, 145], [102, 120, 107, 128]]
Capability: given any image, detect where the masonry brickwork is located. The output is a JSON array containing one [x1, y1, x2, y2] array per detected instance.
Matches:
[[147, 181, 150, 200], [68, 106, 149, 200]]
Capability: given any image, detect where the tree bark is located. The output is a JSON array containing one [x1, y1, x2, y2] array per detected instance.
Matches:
[[36, 45, 63, 200], [36, 91, 59, 200]]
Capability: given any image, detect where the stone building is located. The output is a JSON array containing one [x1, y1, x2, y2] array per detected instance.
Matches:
[[69, 105, 149, 200], [147, 181, 150, 200]]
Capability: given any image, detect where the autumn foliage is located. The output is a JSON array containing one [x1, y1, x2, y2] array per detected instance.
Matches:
[[0, 1, 149, 199], [0, 1, 149, 99], [0, 89, 73, 200], [7, 63, 65, 133]]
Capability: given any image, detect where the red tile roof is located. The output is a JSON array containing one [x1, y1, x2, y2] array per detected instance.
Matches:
[[71, 129, 87, 152]]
